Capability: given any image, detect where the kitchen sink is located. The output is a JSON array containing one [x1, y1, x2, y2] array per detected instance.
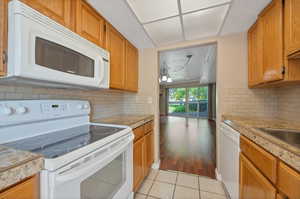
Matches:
[[256, 128, 300, 149]]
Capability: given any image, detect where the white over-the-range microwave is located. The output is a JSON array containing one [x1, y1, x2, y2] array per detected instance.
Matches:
[[1, 0, 110, 89]]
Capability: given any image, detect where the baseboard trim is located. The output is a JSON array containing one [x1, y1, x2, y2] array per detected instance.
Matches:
[[151, 160, 160, 169], [215, 168, 222, 181]]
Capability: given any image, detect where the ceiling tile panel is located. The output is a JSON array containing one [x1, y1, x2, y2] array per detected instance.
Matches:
[[183, 5, 229, 40], [180, 0, 231, 13], [144, 17, 183, 45], [126, 0, 179, 23]]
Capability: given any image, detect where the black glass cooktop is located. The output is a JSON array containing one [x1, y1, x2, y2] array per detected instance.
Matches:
[[4, 125, 125, 158]]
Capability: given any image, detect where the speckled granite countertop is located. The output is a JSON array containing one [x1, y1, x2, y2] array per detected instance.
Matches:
[[222, 115, 300, 172], [93, 114, 154, 129], [0, 146, 43, 191]]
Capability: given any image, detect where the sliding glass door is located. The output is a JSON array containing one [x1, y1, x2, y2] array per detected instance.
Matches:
[[168, 86, 208, 118]]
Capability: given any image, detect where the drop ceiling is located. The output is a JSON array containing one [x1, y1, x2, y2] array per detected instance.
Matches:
[[87, 0, 272, 48], [159, 44, 217, 85], [126, 0, 230, 46]]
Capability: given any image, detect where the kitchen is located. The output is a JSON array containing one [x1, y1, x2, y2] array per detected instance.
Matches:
[[0, 0, 299, 199]]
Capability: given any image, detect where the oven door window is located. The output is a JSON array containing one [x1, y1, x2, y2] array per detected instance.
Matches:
[[35, 37, 95, 77], [81, 153, 126, 199]]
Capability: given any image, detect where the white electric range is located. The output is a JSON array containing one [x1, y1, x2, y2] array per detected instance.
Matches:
[[0, 100, 134, 199]]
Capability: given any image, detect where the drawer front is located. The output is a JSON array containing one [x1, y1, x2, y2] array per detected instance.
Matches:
[[144, 120, 153, 134], [0, 175, 39, 199], [277, 161, 300, 199], [240, 136, 277, 183], [133, 125, 144, 142]]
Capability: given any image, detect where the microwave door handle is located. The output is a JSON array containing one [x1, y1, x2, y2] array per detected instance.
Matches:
[[98, 57, 105, 83], [55, 137, 132, 183]]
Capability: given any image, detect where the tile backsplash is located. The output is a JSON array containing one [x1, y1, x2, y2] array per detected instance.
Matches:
[[0, 85, 143, 119], [276, 85, 300, 122], [221, 88, 278, 119]]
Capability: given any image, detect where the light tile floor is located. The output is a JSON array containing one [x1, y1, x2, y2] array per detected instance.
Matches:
[[134, 169, 228, 199]]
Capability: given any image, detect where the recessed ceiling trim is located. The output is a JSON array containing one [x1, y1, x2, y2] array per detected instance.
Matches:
[[177, 0, 186, 40], [142, 14, 180, 25], [217, 0, 233, 36], [123, 0, 158, 47], [181, 2, 231, 16]]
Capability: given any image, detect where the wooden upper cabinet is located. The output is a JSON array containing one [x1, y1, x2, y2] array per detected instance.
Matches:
[[285, 0, 300, 56], [0, 0, 8, 76], [259, 0, 284, 82], [125, 41, 139, 92], [106, 23, 126, 90], [75, 0, 105, 48], [240, 154, 276, 199], [248, 21, 263, 87], [0, 175, 39, 199], [21, 0, 73, 29]]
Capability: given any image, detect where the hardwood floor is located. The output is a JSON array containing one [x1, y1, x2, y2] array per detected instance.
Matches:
[[159, 116, 216, 178]]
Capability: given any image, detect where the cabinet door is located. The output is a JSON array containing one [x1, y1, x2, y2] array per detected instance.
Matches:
[[133, 137, 145, 192], [0, 0, 8, 76], [125, 41, 138, 92], [106, 23, 126, 90], [285, 0, 300, 56], [21, 0, 73, 29], [240, 154, 276, 199], [277, 161, 300, 199], [0, 175, 39, 199], [248, 21, 263, 87], [144, 131, 154, 175], [75, 0, 105, 48], [259, 0, 284, 82]]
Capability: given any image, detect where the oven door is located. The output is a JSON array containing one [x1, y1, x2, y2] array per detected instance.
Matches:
[[45, 135, 133, 199], [8, 1, 109, 88]]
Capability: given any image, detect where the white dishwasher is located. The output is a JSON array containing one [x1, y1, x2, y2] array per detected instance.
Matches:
[[219, 122, 240, 199]]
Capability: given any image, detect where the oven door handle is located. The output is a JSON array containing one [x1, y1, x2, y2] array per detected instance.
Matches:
[[55, 135, 133, 183]]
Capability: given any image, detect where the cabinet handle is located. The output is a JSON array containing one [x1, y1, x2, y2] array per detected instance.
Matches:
[[2, 51, 7, 65]]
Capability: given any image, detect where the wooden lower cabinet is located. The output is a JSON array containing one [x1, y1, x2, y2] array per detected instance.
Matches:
[[133, 121, 154, 192], [144, 131, 154, 175], [240, 154, 276, 199], [133, 137, 145, 192], [0, 175, 39, 199]]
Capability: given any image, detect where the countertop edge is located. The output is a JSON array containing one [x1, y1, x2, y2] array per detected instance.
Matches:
[[222, 115, 300, 172], [0, 156, 43, 191]]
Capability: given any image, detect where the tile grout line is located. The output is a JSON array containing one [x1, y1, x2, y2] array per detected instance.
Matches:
[[198, 176, 201, 199], [172, 171, 179, 199], [147, 170, 159, 198]]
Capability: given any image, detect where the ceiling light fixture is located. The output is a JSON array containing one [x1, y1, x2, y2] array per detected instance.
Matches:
[[167, 77, 173, 83]]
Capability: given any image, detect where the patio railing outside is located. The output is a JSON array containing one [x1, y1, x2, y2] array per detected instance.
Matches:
[[168, 100, 208, 118]]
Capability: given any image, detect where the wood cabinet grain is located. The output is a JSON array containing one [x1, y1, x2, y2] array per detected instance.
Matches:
[[285, 0, 300, 57], [21, 0, 73, 29], [277, 161, 300, 199], [240, 154, 276, 199], [133, 136, 145, 192], [0, 0, 8, 76], [145, 131, 154, 174], [259, 0, 284, 82], [240, 136, 277, 184], [0, 175, 39, 199], [248, 21, 263, 87], [133, 121, 154, 192], [75, 0, 105, 48], [124, 41, 138, 92], [105, 23, 126, 90]]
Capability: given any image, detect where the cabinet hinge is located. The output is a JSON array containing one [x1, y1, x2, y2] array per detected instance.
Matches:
[[281, 66, 286, 75], [2, 51, 7, 65]]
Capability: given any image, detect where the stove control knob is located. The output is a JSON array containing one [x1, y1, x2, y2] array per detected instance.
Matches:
[[1, 107, 14, 116], [83, 104, 89, 109], [77, 104, 84, 110], [16, 106, 27, 114]]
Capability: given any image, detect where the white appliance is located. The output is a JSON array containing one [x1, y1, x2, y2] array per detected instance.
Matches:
[[219, 122, 240, 199], [2, 0, 109, 89], [0, 100, 134, 199]]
